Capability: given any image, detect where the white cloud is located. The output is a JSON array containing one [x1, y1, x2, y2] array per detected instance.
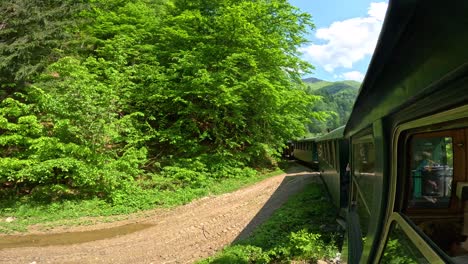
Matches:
[[300, 2, 388, 73], [341, 71, 365, 82], [368, 2, 388, 20]]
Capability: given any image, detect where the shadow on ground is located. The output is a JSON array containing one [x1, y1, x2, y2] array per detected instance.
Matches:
[[203, 163, 342, 263], [234, 168, 320, 242]]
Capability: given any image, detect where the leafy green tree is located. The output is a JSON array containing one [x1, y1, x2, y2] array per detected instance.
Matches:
[[0, 0, 86, 99], [305, 81, 359, 135], [1, 0, 319, 203], [1, 57, 147, 199], [141, 0, 316, 165]]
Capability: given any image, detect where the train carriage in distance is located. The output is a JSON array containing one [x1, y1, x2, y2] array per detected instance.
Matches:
[[339, 0, 468, 263], [292, 137, 319, 170], [315, 126, 349, 210]]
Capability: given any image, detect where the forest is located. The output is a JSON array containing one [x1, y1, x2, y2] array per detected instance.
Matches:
[[303, 78, 359, 135], [0, 0, 354, 210]]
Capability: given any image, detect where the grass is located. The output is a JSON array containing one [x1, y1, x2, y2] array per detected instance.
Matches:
[[198, 182, 342, 263], [0, 167, 286, 234]]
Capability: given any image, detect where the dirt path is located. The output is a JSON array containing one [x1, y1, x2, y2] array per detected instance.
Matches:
[[0, 165, 320, 264]]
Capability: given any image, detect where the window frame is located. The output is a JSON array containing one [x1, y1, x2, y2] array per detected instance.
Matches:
[[349, 130, 375, 253], [374, 104, 468, 264], [378, 213, 445, 264], [403, 129, 464, 213]]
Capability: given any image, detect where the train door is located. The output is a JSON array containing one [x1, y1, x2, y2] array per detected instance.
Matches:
[[346, 125, 386, 264], [376, 116, 468, 263]]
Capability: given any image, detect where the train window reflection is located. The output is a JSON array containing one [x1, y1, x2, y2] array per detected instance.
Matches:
[[354, 142, 375, 176], [318, 143, 323, 158], [325, 142, 330, 164], [381, 222, 430, 264], [357, 192, 370, 238], [353, 141, 376, 207], [409, 137, 453, 209], [352, 139, 375, 252], [330, 141, 335, 168]]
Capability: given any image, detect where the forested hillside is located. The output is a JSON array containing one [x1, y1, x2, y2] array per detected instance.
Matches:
[[0, 0, 318, 207], [304, 79, 360, 135]]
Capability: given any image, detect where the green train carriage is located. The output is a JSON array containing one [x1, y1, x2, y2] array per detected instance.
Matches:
[[340, 0, 468, 263], [293, 137, 319, 170], [315, 126, 350, 209]]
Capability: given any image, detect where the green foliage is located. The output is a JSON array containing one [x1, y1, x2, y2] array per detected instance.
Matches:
[[381, 238, 419, 264], [200, 183, 341, 263], [200, 245, 271, 264], [305, 80, 359, 135], [0, 0, 86, 97], [288, 230, 337, 261], [0, 167, 285, 234], [158, 155, 257, 189], [1, 56, 148, 199], [0, 97, 42, 182], [1, 0, 320, 223], [130, 0, 317, 165]]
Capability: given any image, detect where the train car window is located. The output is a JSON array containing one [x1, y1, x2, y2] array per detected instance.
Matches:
[[312, 142, 318, 161], [354, 141, 376, 206], [381, 222, 431, 263], [323, 142, 328, 162], [355, 142, 375, 174], [333, 141, 339, 170], [356, 190, 370, 238], [400, 128, 468, 261], [408, 136, 453, 209], [334, 141, 339, 170], [317, 143, 323, 159], [330, 141, 335, 169], [351, 134, 375, 253], [324, 142, 329, 164]]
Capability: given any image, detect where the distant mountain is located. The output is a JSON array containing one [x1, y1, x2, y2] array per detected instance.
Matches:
[[340, 80, 361, 89], [303, 79, 360, 135], [304, 80, 332, 91], [302, 77, 322, 83], [317, 82, 357, 95], [302, 78, 360, 92]]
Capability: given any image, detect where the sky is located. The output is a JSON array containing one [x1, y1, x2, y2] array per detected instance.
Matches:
[[288, 0, 389, 82]]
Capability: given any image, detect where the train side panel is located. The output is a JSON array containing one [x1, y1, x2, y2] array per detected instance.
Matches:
[[317, 140, 339, 208], [342, 0, 468, 262], [315, 126, 349, 210], [293, 139, 319, 170], [346, 122, 387, 263]]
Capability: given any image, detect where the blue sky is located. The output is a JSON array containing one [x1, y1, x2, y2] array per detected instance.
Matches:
[[288, 0, 389, 82]]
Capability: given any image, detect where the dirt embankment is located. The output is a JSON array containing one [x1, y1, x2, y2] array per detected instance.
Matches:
[[0, 165, 320, 264]]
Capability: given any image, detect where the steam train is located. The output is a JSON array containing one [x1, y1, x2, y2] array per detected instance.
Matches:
[[293, 0, 468, 263]]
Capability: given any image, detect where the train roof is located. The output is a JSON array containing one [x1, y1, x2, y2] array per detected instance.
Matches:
[[316, 126, 345, 142], [345, 0, 468, 136], [294, 136, 316, 143]]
